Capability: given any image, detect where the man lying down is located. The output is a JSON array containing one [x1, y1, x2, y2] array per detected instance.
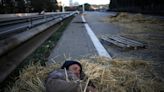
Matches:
[[46, 60, 97, 92]]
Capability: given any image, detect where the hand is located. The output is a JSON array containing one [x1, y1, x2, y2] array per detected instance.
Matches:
[[87, 86, 97, 92]]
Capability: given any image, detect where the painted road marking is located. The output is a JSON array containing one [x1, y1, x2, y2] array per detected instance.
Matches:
[[81, 15, 112, 59]]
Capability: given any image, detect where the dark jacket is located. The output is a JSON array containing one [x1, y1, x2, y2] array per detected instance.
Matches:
[[46, 69, 82, 92], [46, 69, 96, 92]]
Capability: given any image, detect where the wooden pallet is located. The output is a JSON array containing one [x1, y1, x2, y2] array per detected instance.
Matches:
[[101, 35, 146, 50]]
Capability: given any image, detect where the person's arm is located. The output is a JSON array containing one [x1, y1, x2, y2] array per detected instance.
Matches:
[[80, 72, 97, 92], [46, 78, 81, 92], [46, 78, 97, 92], [46, 69, 82, 92], [87, 86, 97, 92], [46, 69, 97, 92]]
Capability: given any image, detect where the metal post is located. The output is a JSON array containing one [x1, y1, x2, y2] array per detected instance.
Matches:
[[28, 18, 32, 28], [82, 4, 85, 13], [62, 4, 65, 12]]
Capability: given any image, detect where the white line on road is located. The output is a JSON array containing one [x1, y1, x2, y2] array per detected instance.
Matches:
[[81, 15, 112, 59]]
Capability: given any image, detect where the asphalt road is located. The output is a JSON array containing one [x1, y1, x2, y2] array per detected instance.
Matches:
[[47, 11, 123, 64], [84, 12, 164, 62], [48, 14, 97, 64], [84, 11, 120, 36], [48, 11, 164, 64]]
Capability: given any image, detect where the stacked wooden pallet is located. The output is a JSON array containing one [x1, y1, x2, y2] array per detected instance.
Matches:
[[101, 35, 146, 50]]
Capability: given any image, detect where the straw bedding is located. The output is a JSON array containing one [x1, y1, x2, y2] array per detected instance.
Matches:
[[5, 57, 164, 92]]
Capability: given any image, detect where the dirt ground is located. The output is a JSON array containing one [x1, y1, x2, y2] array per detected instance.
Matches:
[[103, 12, 164, 77]]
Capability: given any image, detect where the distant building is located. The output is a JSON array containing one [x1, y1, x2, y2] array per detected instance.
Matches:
[[91, 4, 108, 11], [73, 1, 79, 6]]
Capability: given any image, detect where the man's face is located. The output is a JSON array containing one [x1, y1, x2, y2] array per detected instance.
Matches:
[[68, 64, 81, 78]]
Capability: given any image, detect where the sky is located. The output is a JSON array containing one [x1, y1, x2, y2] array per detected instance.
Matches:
[[57, 0, 110, 6]]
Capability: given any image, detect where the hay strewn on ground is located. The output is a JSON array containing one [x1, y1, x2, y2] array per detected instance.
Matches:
[[5, 57, 164, 92], [81, 57, 164, 92], [5, 63, 60, 92], [108, 12, 164, 24]]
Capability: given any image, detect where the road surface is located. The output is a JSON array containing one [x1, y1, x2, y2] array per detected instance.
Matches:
[[48, 11, 164, 65], [47, 11, 122, 64]]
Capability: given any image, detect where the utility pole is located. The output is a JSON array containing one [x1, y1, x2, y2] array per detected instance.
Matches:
[[62, 4, 65, 12], [69, 0, 73, 6], [82, 4, 85, 13]]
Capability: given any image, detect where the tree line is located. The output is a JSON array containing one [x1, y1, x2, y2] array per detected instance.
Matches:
[[109, 0, 164, 15], [0, 0, 58, 13], [0, 0, 93, 14]]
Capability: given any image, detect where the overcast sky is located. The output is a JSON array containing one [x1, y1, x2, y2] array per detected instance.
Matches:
[[57, 0, 110, 6]]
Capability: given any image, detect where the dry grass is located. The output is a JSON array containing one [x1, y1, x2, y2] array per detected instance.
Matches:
[[103, 12, 164, 43], [103, 12, 164, 61], [5, 57, 164, 92], [108, 12, 164, 24]]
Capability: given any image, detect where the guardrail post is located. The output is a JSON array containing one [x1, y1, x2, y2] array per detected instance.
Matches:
[[44, 15, 47, 22], [28, 18, 32, 28]]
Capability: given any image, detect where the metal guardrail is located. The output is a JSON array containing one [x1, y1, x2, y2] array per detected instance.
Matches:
[[0, 12, 76, 39], [0, 11, 78, 56], [0, 11, 78, 83]]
